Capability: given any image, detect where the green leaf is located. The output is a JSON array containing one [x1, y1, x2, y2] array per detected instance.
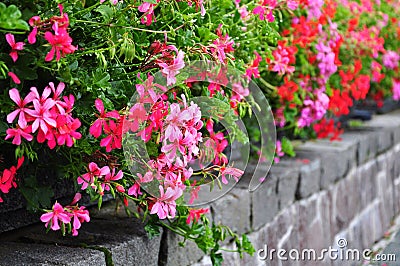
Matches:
[[95, 5, 113, 23], [97, 195, 103, 209], [92, 69, 111, 88], [0, 3, 29, 31], [210, 252, 223, 266], [144, 223, 161, 238], [19, 176, 54, 211], [281, 137, 295, 157], [241, 234, 255, 255]]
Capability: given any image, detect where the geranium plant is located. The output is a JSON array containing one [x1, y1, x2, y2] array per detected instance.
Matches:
[[0, 0, 399, 265]]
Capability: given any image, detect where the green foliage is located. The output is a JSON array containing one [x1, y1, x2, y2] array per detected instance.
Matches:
[[0, 3, 29, 31]]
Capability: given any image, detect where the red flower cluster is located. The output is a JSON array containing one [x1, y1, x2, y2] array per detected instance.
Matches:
[[313, 118, 343, 141], [328, 89, 353, 116], [0, 157, 24, 203]]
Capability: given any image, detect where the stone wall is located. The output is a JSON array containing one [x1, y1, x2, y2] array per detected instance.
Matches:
[[1, 110, 400, 266], [192, 110, 400, 266]]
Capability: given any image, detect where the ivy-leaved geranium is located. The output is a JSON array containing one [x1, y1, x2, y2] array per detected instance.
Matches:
[[0, 0, 291, 264]]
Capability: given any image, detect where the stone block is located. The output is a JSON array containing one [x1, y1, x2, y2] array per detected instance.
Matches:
[[0, 242, 105, 266], [339, 130, 372, 166], [297, 194, 327, 253], [211, 188, 251, 234], [393, 177, 400, 214], [251, 173, 278, 230], [295, 137, 357, 190], [278, 154, 320, 199], [357, 160, 378, 209], [394, 144, 400, 179], [269, 165, 299, 210], [160, 230, 205, 266], [330, 170, 360, 235], [0, 216, 162, 266]]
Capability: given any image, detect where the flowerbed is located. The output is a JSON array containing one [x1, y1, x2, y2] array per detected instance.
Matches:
[[0, 0, 399, 265]]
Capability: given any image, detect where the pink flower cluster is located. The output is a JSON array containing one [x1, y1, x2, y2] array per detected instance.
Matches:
[[138, 1, 160, 26], [137, 0, 206, 26], [382, 50, 400, 70], [205, 119, 228, 165], [315, 41, 338, 80], [5, 82, 81, 148], [125, 90, 204, 219], [77, 162, 124, 195], [89, 99, 122, 152], [40, 193, 90, 236], [28, 4, 76, 61], [393, 79, 400, 101], [297, 91, 329, 128], [141, 42, 186, 86], [210, 25, 235, 64], [0, 157, 24, 203], [268, 41, 297, 76], [253, 0, 277, 22], [306, 0, 324, 20]]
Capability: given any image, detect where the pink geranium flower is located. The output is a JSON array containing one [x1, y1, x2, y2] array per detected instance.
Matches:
[[40, 202, 71, 231], [245, 52, 262, 79], [44, 26, 77, 61], [159, 51, 185, 86], [138, 1, 158, 26], [47, 82, 67, 114], [28, 16, 41, 44], [7, 88, 35, 128], [69, 206, 90, 236], [5, 126, 33, 145], [101, 168, 123, 191], [89, 99, 119, 138], [27, 99, 57, 134], [220, 166, 243, 184], [150, 185, 183, 219], [274, 140, 285, 163], [211, 25, 235, 64], [77, 162, 110, 190], [392, 79, 400, 101], [0, 157, 23, 194], [100, 120, 122, 152], [127, 182, 142, 197], [186, 208, 209, 224], [5, 33, 24, 62], [253, 0, 277, 22], [55, 115, 82, 147]]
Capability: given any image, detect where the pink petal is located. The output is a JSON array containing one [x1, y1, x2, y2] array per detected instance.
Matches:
[[94, 99, 104, 114], [9, 51, 18, 62], [28, 27, 38, 44], [8, 72, 21, 84], [8, 88, 21, 105], [45, 47, 55, 62], [5, 33, 15, 46], [40, 212, 54, 223], [6, 109, 20, 124]]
